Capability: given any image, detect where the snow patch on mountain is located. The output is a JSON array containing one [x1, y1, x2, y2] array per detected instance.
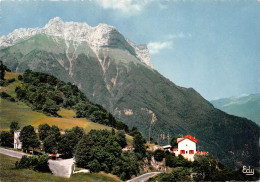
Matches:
[[0, 17, 153, 69]]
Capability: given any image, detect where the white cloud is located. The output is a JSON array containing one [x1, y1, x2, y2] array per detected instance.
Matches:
[[147, 41, 172, 54], [166, 32, 192, 39], [239, 93, 249, 97], [147, 32, 191, 54], [96, 0, 152, 15]]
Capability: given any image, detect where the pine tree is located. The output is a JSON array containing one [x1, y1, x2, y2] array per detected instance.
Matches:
[[133, 132, 146, 160]]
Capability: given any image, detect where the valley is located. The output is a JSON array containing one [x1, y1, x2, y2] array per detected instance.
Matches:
[[0, 64, 259, 181], [0, 18, 259, 169]]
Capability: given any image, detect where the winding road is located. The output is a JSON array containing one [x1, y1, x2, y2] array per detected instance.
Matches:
[[0, 147, 74, 178], [127, 172, 161, 182]]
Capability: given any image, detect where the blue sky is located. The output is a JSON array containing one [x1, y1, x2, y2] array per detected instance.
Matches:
[[0, 0, 259, 100]]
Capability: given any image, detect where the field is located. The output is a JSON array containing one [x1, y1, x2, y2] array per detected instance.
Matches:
[[0, 153, 121, 182], [0, 72, 133, 144], [0, 99, 45, 131], [0, 99, 110, 131], [0, 99, 133, 144]]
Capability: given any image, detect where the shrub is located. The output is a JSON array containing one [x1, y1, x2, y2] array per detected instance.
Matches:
[[0, 131, 13, 147], [0, 92, 11, 98], [0, 78, 15, 86], [88, 159, 101, 172], [8, 78, 15, 83], [34, 155, 50, 172], [0, 80, 6, 86], [18, 75, 23, 80], [154, 149, 165, 162], [0, 92, 16, 102], [15, 155, 50, 172]]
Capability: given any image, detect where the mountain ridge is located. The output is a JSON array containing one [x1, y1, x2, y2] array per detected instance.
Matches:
[[211, 93, 260, 125], [0, 17, 153, 69]]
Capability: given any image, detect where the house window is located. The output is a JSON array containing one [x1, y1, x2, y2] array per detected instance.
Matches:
[[189, 150, 194, 154], [180, 150, 185, 154]]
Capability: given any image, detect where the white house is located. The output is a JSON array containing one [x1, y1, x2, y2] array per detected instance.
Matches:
[[14, 131, 22, 149], [162, 145, 172, 152], [173, 135, 198, 161]]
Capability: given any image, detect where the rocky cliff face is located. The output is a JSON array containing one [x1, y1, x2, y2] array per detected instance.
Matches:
[[0, 18, 258, 169]]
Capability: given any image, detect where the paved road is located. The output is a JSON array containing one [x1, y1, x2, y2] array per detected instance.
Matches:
[[0, 147, 74, 178], [0, 147, 30, 158], [127, 172, 161, 182]]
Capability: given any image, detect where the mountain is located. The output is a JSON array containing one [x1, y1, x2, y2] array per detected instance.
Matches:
[[0, 17, 259, 168], [0, 17, 153, 69], [211, 93, 260, 125]]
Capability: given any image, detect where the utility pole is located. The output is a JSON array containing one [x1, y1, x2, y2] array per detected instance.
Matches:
[[167, 132, 170, 145], [148, 123, 151, 144]]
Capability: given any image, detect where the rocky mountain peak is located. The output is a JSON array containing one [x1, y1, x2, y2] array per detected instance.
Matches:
[[0, 17, 154, 69], [46, 17, 63, 25], [96, 23, 116, 31]]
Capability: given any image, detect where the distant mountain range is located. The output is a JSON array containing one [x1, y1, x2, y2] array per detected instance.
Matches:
[[0, 17, 259, 168], [211, 93, 260, 125]]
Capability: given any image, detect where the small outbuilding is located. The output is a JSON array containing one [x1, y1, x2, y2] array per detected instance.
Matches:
[[162, 145, 172, 151], [14, 131, 22, 149]]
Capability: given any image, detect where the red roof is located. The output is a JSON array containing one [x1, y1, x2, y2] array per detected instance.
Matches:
[[197, 150, 208, 155], [177, 135, 198, 143]]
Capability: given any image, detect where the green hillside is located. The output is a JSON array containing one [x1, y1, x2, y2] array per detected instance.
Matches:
[[211, 93, 260, 125], [0, 72, 133, 144]]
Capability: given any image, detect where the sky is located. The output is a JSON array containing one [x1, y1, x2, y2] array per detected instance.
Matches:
[[0, 0, 259, 100]]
